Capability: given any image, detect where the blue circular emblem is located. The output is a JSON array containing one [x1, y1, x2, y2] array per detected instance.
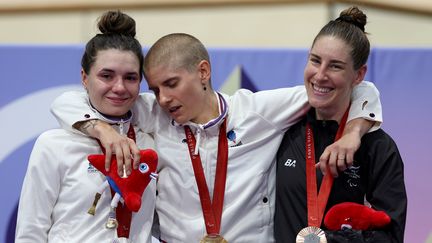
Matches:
[[139, 163, 149, 173]]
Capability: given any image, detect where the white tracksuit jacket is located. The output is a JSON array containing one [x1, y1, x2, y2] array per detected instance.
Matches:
[[16, 104, 156, 243], [50, 82, 381, 243]]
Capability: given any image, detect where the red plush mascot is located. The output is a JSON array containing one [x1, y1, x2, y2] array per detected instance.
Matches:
[[87, 149, 158, 229], [324, 202, 391, 231]]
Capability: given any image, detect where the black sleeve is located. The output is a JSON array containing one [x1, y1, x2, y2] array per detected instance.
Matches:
[[361, 129, 407, 243]]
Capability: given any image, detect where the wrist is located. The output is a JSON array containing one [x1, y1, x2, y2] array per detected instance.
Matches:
[[344, 118, 373, 137], [75, 119, 107, 139], [92, 120, 113, 139]]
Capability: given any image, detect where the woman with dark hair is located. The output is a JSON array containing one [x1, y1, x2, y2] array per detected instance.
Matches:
[[15, 10, 155, 243], [275, 6, 407, 243]]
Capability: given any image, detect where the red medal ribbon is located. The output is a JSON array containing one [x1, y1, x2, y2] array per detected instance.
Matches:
[[306, 106, 350, 227], [98, 124, 135, 238], [184, 118, 228, 235]]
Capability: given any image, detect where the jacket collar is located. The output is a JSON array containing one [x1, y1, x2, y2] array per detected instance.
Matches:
[[171, 91, 228, 131], [87, 97, 133, 124], [87, 97, 134, 135]]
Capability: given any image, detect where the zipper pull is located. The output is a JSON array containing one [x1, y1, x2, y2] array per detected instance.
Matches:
[[119, 119, 125, 136], [118, 119, 128, 178]]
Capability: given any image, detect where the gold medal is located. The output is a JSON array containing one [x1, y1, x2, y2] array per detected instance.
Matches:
[[200, 234, 228, 243], [296, 226, 327, 243]]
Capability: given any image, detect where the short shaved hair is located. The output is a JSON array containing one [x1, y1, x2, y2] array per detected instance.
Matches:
[[143, 33, 210, 78]]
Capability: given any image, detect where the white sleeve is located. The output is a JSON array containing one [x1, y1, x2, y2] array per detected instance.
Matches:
[[50, 91, 158, 134], [349, 81, 383, 131], [50, 91, 95, 134], [232, 86, 310, 132], [238, 81, 381, 132], [15, 133, 61, 243]]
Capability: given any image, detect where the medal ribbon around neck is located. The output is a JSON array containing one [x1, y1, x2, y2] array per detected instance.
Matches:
[[305, 105, 350, 227], [97, 124, 135, 238], [184, 118, 228, 235]]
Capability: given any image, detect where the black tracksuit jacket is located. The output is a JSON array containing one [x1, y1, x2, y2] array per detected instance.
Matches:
[[274, 109, 407, 243]]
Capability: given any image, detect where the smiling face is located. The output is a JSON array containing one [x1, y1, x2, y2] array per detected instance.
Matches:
[[146, 60, 217, 125], [82, 49, 141, 117], [304, 35, 366, 120]]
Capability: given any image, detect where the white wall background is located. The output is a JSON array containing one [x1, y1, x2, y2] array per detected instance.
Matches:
[[0, 2, 431, 47]]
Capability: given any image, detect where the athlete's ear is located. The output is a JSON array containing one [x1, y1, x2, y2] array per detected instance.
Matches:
[[353, 64, 367, 86], [81, 69, 89, 92], [197, 60, 211, 86]]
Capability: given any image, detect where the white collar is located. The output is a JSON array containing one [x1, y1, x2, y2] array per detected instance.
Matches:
[[87, 97, 133, 135], [171, 91, 228, 130], [171, 92, 228, 155]]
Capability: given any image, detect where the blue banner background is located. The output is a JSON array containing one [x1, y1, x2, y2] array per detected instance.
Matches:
[[0, 46, 429, 243]]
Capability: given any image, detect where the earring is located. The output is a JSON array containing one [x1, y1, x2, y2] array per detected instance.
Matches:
[[203, 86, 207, 91]]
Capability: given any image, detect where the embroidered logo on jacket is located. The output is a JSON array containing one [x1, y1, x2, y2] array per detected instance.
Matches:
[[227, 130, 243, 147], [87, 163, 98, 173], [284, 159, 296, 167], [344, 165, 360, 187]]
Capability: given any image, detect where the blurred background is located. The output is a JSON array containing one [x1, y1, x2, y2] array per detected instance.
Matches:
[[1, 0, 431, 242], [0, 0, 432, 47]]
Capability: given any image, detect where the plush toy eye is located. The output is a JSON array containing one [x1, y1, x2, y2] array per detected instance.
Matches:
[[139, 163, 149, 173]]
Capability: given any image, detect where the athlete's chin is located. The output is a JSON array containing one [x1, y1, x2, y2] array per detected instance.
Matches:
[[100, 106, 131, 118], [308, 99, 331, 110], [168, 109, 189, 125], [172, 116, 189, 125]]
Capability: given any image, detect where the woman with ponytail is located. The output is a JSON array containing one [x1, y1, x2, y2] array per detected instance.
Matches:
[[15, 10, 155, 243], [275, 6, 407, 243]]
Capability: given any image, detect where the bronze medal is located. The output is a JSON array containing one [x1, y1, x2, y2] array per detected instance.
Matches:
[[297, 108, 349, 243], [200, 234, 228, 243], [296, 226, 327, 243]]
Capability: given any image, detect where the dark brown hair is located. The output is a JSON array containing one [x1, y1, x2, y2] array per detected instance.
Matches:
[[312, 6, 370, 70], [81, 10, 144, 79]]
